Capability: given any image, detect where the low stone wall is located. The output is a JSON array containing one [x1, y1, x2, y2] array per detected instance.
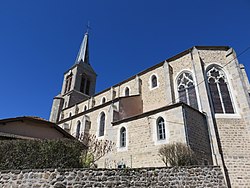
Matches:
[[0, 166, 226, 188]]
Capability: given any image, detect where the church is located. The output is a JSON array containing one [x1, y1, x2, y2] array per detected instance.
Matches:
[[50, 31, 250, 187]]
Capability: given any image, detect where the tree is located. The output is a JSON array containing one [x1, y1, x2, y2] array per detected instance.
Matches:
[[79, 133, 114, 168], [158, 142, 197, 167]]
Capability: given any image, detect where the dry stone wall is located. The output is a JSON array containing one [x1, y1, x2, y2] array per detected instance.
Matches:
[[0, 166, 226, 188]]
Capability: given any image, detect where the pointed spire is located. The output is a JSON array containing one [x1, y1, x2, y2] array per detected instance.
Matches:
[[75, 31, 89, 65]]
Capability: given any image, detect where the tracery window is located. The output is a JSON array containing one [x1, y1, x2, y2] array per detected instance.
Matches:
[[125, 87, 130, 96], [177, 72, 198, 109], [120, 127, 126, 147], [76, 121, 81, 139], [151, 75, 158, 88], [207, 66, 234, 114], [99, 112, 105, 136], [157, 117, 166, 140]]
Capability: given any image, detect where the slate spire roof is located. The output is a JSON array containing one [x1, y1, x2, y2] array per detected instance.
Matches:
[[75, 31, 89, 65]]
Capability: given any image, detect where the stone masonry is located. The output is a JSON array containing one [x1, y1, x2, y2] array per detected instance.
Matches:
[[0, 166, 226, 188]]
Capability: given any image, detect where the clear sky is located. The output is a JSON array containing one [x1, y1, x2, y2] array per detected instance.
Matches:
[[0, 0, 250, 120]]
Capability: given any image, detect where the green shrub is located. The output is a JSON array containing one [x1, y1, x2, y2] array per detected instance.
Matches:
[[0, 139, 86, 170]]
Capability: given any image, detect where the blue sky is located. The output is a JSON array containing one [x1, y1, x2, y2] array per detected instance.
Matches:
[[0, 0, 250, 120]]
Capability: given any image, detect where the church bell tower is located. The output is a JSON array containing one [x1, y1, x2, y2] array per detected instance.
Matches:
[[50, 31, 97, 123]]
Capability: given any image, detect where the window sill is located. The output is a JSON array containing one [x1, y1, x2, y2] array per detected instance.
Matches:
[[150, 85, 159, 91], [117, 146, 128, 152], [154, 139, 168, 145], [215, 113, 241, 119]]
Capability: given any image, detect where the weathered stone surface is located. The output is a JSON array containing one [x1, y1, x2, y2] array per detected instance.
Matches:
[[0, 167, 226, 188]]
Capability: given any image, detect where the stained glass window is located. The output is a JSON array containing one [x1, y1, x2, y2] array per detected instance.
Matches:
[[177, 72, 198, 109], [207, 66, 234, 114], [120, 127, 126, 147], [99, 112, 105, 136], [157, 117, 166, 140], [76, 121, 81, 139], [125, 87, 130, 96], [151, 75, 157, 88]]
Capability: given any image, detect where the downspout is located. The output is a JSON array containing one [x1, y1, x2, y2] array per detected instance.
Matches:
[[182, 105, 189, 146]]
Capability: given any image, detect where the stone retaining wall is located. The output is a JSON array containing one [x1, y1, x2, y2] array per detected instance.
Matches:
[[0, 166, 226, 188]]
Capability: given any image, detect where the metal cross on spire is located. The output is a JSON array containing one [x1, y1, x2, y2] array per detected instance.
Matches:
[[86, 21, 91, 34], [75, 22, 91, 64]]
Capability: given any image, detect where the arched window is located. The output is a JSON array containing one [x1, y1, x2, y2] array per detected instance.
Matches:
[[177, 72, 198, 109], [99, 112, 105, 136], [151, 75, 158, 88], [125, 87, 130, 96], [76, 121, 81, 139], [207, 66, 234, 114], [80, 75, 86, 93], [120, 127, 126, 147], [75, 105, 79, 114], [86, 80, 91, 95], [80, 74, 91, 95], [102, 97, 106, 104], [64, 74, 73, 94], [84, 105, 87, 111], [157, 117, 166, 140]]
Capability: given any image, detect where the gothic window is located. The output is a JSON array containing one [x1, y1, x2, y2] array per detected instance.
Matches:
[[207, 66, 234, 114], [125, 87, 130, 96], [84, 105, 87, 111], [76, 121, 81, 139], [177, 72, 198, 109], [157, 117, 166, 140], [99, 112, 105, 136], [80, 76, 86, 93], [80, 74, 91, 95], [64, 74, 73, 94], [86, 80, 91, 95], [120, 127, 126, 147], [151, 75, 158, 88], [102, 97, 106, 104]]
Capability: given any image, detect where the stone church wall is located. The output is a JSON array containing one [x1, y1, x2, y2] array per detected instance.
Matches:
[[98, 105, 186, 168], [198, 50, 227, 67], [169, 53, 193, 81], [216, 118, 250, 187], [0, 166, 226, 188], [183, 106, 213, 165], [140, 66, 168, 112]]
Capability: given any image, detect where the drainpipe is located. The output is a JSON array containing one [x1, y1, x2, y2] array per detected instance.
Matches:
[[181, 105, 189, 146]]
